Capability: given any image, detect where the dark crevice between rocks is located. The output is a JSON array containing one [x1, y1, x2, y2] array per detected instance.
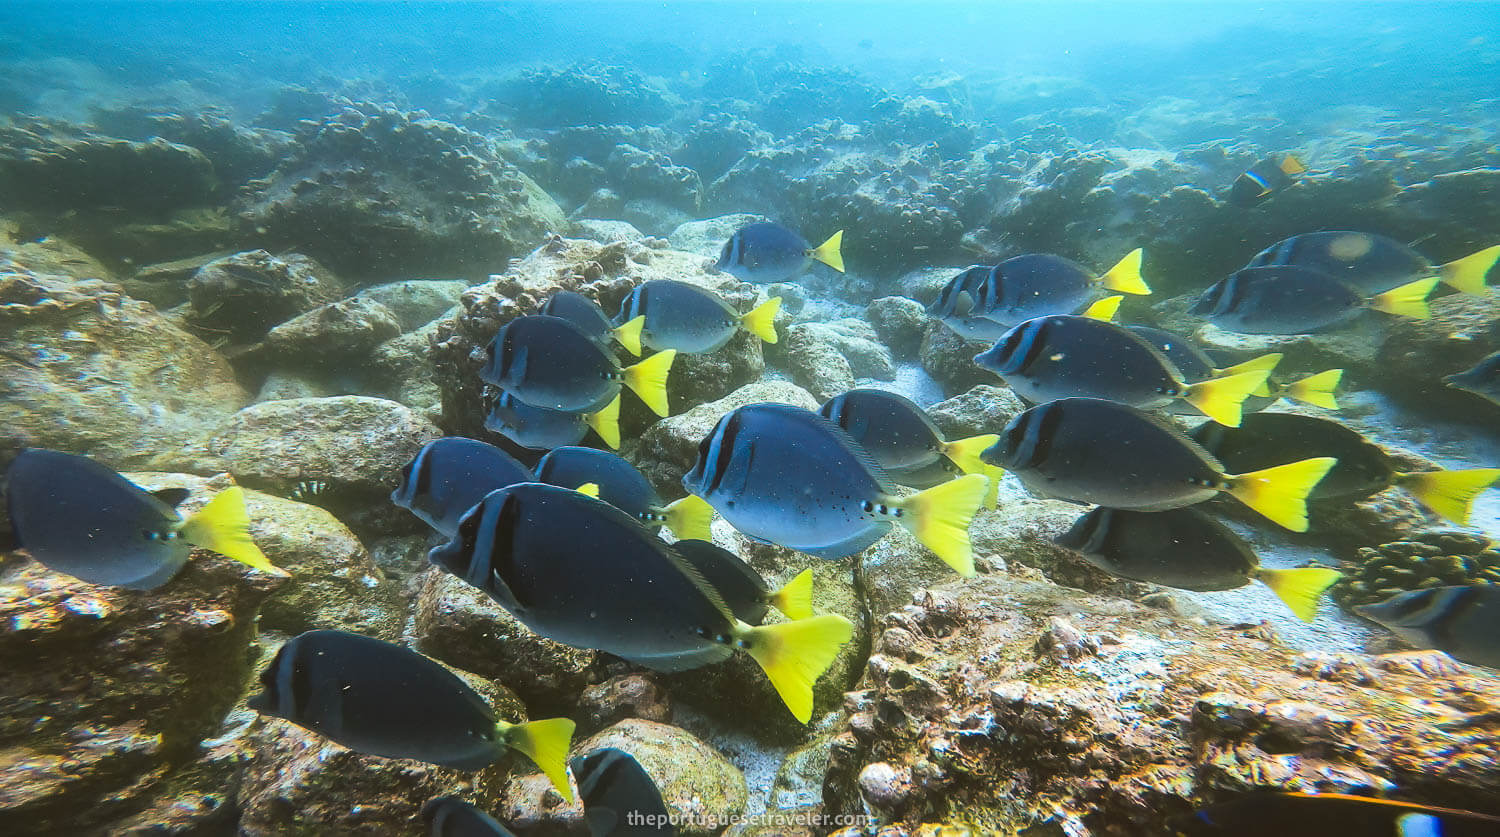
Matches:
[[849, 553, 877, 692]]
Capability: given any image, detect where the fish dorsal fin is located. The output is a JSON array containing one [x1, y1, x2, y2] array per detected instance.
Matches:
[[807, 408, 900, 496], [151, 487, 192, 508]]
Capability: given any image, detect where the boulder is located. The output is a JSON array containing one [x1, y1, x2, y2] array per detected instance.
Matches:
[[918, 322, 994, 397], [925, 384, 1025, 440], [866, 296, 928, 360], [186, 250, 345, 344], [121, 251, 231, 310], [777, 320, 896, 401], [259, 297, 403, 365], [355, 279, 468, 331]]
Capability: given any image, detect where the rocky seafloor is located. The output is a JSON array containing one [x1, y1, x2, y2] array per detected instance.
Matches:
[[2, 50, 1499, 837]]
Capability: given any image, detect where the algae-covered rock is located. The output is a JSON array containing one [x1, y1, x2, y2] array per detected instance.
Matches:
[[121, 251, 231, 310], [186, 249, 345, 344], [260, 296, 403, 365], [0, 271, 248, 470], [1333, 532, 1500, 611], [1379, 292, 1500, 401], [578, 675, 673, 735], [0, 121, 216, 214], [355, 279, 468, 331], [866, 295, 929, 360], [926, 384, 1025, 440], [918, 322, 994, 397], [776, 319, 896, 401]]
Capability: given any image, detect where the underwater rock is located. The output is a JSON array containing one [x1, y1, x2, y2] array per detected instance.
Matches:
[[0, 120, 217, 215], [0, 270, 248, 470], [370, 318, 449, 419], [918, 323, 995, 397], [0, 230, 114, 283], [498, 63, 678, 130], [776, 320, 895, 401], [121, 251, 231, 310], [569, 217, 646, 243], [578, 674, 673, 735], [186, 249, 346, 345], [355, 279, 468, 332], [0, 534, 284, 835], [1378, 291, 1500, 403], [822, 574, 1500, 833], [898, 266, 968, 307], [674, 115, 772, 183], [671, 328, 768, 409], [1333, 532, 1500, 611], [925, 384, 1026, 441], [669, 213, 771, 261], [91, 107, 294, 187], [629, 378, 819, 498], [571, 186, 625, 219], [620, 198, 694, 238], [250, 371, 338, 404], [259, 296, 403, 366], [235, 101, 565, 279], [606, 144, 704, 216], [412, 568, 600, 712], [865, 296, 929, 360]]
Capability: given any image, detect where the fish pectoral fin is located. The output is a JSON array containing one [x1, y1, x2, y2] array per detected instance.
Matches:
[[1438, 244, 1500, 296], [1226, 456, 1338, 532], [809, 230, 845, 272], [740, 615, 854, 723], [1097, 248, 1150, 295], [178, 486, 286, 577], [893, 473, 989, 576], [740, 296, 782, 344], [622, 349, 676, 417], [502, 717, 576, 803], [1256, 566, 1342, 623], [1285, 369, 1343, 409], [661, 494, 715, 542], [1182, 369, 1269, 427], [613, 315, 645, 357], [1370, 277, 1439, 319], [585, 394, 622, 449], [769, 568, 816, 621], [1396, 468, 1500, 525]]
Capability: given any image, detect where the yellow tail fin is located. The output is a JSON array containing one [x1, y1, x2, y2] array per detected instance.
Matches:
[[768, 568, 815, 621], [585, 394, 622, 449], [941, 433, 1000, 477], [1285, 369, 1343, 409], [1226, 456, 1337, 532], [662, 494, 714, 541], [1396, 468, 1500, 525], [809, 230, 844, 273], [741, 614, 853, 723], [1098, 248, 1150, 295], [1217, 352, 1283, 379], [1182, 369, 1270, 427], [740, 296, 782, 344], [1438, 245, 1498, 296], [575, 482, 600, 498], [1279, 154, 1307, 176], [178, 486, 285, 576], [1370, 277, 1438, 319], [622, 349, 676, 417], [1080, 294, 1123, 321], [1256, 566, 1341, 623], [893, 473, 988, 576], [613, 314, 644, 357], [981, 464, 1003, 509], [502, 717, 576, 803]]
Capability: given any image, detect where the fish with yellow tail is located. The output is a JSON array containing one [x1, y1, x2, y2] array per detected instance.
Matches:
[[715, 221, 844, 283], [971, 249, 1151, 328], [534, 445, 714, 541], [540, 290, 645, 357], [1192, 265, 1437, 334], [1248, 230, 1498, 296], [617, 279, 782, 353], [1228, 153, 1306, 207], [482, 314, 676, 417], [484, 390, 621, 451]]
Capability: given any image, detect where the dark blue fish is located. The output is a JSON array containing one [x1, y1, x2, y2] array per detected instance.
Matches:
[[422, 797, 517, 837], [1247, 231, 1497, 295], [248, 629, 575, 798], [1445, 350, 1500, 408], [819, 388, 999, 491], [533, 445, 712, 540], [1171, 791, 1500, 836], [617, 280, 781, 353], [1357, 585, 1500, 670], [484, 390, 620, 451], [571, 748, 674, 836], [715, 222, 843, 283], [671, 538, 813, 623], [391, 438, 533, 538], [540, 291, 644, 356], [928, 266, 1009, 341], [1190, 266, 1436, 334], [1227, 154, 1304, 207], [481, 315, 675, 417], [972, 250, 1149, 328], [5, 448, 279, 589]]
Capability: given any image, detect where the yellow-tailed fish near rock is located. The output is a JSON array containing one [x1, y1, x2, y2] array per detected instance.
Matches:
[[481, 314, 676, 417], [540, 289, 645, 356], [1358, 584, 1500, 670], [673, 539, 816, 623], [971, 249, 1150, 329], [1445, 350, 1500, 408], [249, 630, 575, 801], [984, 398, 1336, 532], [535, 445, 715, 541], [715, 221, 844, 283], [1192, 265, 1437, 334], [391, 437, 532, 538], [1228, 153, 1306, 207], [617, 279, 782, 353], [571, 748, 674, 837], [4, 448, 282, 589], [683, 403, 990, 575], [484, 390, 622, 451], [1056, 506, 1341, 622], [1248, 230, 1499, 296], [1244, 368, 1344, 411], [428, 483, 852, 722]]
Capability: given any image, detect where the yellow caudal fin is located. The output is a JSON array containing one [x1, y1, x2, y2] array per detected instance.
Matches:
[[981, 464, 1003, 509], [585, 394, 622, 449], [1081, 294, 1123, 322], [741, 614, 853, 723], [1370, 277, 1439, 319], [1226, 456, 1338, 532], [1256, 566, 1342, 623], [893, 473, 989, 576], [1098, 248, 1150, 295], [1217, 352, 1284, 379], [1279, 154, 1307, 176], [503, 717, 576, 803], [740, 296, 782, 344], [622, 349, 676, 417], [662, 494, 714, 541], [178, 486, 285, 576], [1285, 369, 1343, 409], [1181, 369, 1270, 427], [575, 482, 601, 498], [809, 230, 844, 273], [1439, 244, 1499, 295], [1397, 468, 1500, 525], [768, 568, 815, 621], [941, 433, 1000, 477], [613, 314, 644, 357]]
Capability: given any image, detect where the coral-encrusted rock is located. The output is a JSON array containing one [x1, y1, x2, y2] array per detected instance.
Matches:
[[918, 323, 994, 397], [0, 271, 248, 470], [356, 279, 468, 331], [260, 296, 403, 365], [412, 568, 599, 711], [823, 575, 1500, 834], [0, 546, 285, 834], [0, 120, 217, 214], [235, 102, 565, 280], [578, 674, 672, 734], [186, 250, 345, 344], [866, 296, 929, 360], [500, 63, 678, 130], [776, 320, 896, 401], [925, 384, 1025, 440], [1379, 292, 1500, 402]]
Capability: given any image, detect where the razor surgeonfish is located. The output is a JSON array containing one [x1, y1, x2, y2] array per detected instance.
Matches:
[[1055, 506, 1341, 622], [1445, 350, 1500, 408], [485, 390, 622, 450], [1191, 411, 1500, 526], [392, 437, 532, 537], [1172, 791, 1500, 836], [971, 250, 1150, 328], [617, 280, 781, 353], [682, 403, 990, 575], [1357, 585, 1500, 670], [672, 538, 814, 623], [481, 314, 676, 416], [1124, 325, 1292, 415], [248, 629, 576, 798], [981, 398, 1336, 531], [1248, 231, 1499, 295], [1228, 153, 1306, 207], [571, 748, 675, 837], [1190, 265, 1437, 334], [428, 482, 852, 722], [1239, 369, 1345, 412], [422, 797, 518, 837], [929, 265, 1010, 341], [534, 445, 713, 541], [819, 388, 1001, 494], [5, 448, 281, 589], [975, 314, 1271, 426], [541, 290, 644, 356], [715, 222, 844, 284]]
